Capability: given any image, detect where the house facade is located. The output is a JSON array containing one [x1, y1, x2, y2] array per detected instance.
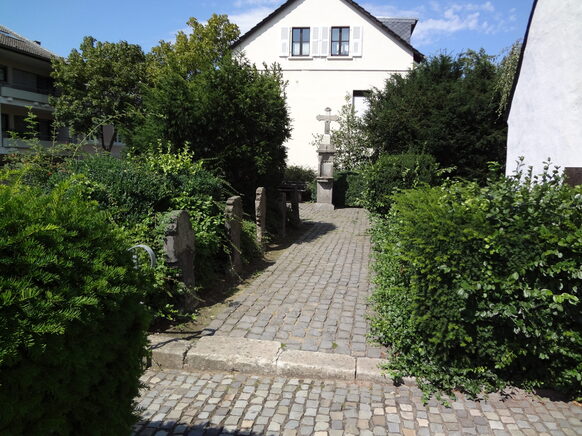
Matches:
[[506, 0, 582, 179], [0, 25, 64, 153], [233, 0, 422, 168]]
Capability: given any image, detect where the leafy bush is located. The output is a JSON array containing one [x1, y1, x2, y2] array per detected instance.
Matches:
[[364, 50, 507, 182], [284, 165, 316, 184], [370, 165, 582, 401], [360, 153, 438, 214], [241, 219, 262, 265], [0, 176, 150, 433], [333, 171, 364, 208]]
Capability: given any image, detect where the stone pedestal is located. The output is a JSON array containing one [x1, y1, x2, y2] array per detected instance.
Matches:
[[316, 133, 335, 210]]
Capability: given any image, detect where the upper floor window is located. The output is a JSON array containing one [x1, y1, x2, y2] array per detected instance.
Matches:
[[331, 27, 350, 56], [0, 65, 7, 82], [292, 27, 310, 56]]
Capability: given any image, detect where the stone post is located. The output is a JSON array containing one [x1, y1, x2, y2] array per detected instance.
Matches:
[[163, 210, 196, 309], [255, 187, 267, 250], [225, 196, 243, 274], [277, 192, 287, 238], [316, 108, 338, 211], [290, 187, 301, 226]]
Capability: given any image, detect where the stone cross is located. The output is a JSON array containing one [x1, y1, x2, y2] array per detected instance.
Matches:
[[316, 107, 339, 135]]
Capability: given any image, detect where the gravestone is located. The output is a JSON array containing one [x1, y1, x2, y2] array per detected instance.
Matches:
[[290, 187, 301, 226], [277, 192, 287, 237], [255, 187, 267, 250], [163, 210, 195, 288], [315, 108, 338, 210], [565, 167, 582, 187], [225, 196, 243, 274]]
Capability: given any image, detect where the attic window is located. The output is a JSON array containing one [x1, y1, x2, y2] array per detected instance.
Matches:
[[292, 28, 310, 56], [331, 27, 350, 56], [0, 30, 22, 41]]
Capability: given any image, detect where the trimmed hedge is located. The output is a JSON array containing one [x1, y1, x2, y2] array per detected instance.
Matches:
[[0, 177, 150, 434], [360, 153, 438, 215], [332, 171, 364, 208], [370, 168, 582, 400]]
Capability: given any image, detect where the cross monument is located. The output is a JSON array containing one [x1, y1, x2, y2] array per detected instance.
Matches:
[[315, 107, 338, 210]]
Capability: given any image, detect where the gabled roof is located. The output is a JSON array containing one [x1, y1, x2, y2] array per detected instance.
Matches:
[[232, 0, 424, 63], [0, 25, 58, 61]]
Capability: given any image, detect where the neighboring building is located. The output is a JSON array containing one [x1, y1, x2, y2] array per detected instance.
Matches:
[[0, 25, 64, 153], [506, 0, 582, 180], [233, 0, 422, 168]]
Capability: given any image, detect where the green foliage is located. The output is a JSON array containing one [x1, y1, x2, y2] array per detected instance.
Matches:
[[0, 177, 150, 433], [370, 164, 582, 401], [284, 165, 317, 184], [365, 50, 507, 182], [495, 40, 523, 117], [332, 171, 365, 208], [331, 94, 371, 170], [241, 219, 262, 265], [130, 16, 290, 209], [360, 153, 439, 215], [51, 36, 147, 151]]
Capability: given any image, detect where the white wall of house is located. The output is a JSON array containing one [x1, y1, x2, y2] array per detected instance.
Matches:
[[506, 0, 582, 176], [236, 0, 415, 168]]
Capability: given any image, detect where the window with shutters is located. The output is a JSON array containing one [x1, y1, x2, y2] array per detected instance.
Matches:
[[331, 27, 350, 56], [292, 28, 310, 56]]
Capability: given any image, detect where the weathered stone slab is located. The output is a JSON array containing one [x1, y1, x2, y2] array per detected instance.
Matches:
[[255, 187, 267, 249], [356, 358, 387, 382], [277, 350, 355, 380], [185, 336, 281, 374], [163, 210, 195, 288], [225, 196, 243, 274], [148, 334, 190, 370], [277, 192, 286, 237]]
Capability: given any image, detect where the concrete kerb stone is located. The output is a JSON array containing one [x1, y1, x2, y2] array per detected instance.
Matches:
[[185, 336, 282, 375], [277, 349, 355, 381], [148, 334, 192, 370], [148, 335, 418, 386]]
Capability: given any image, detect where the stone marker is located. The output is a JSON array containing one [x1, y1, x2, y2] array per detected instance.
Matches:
[[290, 187, 301, 226], [163, 210, 196, 299], [315, 108, 338, 210], [225, 196, 243, 274], [255, 187, 267, 249], [277, 192, 287, 237]]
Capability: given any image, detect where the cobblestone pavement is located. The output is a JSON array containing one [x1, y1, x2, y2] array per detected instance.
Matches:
[[134, 369, 582, 436], [204, 204, 383, 358]]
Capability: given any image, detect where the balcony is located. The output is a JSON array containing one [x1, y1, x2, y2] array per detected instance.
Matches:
[[0, 83, 52, 108]]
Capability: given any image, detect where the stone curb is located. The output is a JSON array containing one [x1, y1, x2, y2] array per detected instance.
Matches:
[[148, 335, 416, 386]]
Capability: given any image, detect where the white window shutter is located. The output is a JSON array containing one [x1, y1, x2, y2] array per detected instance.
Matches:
[[321, 26, 329, 57], [311, 27, 320, 57], [351, 26, 363, 56], [280, 27, 289, 57]]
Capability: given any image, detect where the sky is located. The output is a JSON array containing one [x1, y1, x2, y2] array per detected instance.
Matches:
[[2, 0, 533, 59]]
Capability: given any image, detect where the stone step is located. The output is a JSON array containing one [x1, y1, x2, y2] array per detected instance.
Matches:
[[148, 334, 415, 386]]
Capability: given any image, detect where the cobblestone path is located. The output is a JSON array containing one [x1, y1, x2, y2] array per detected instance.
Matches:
[[136, 205, 582, 435], [204, 205, 382, 358], [134, 369, 582, 436]]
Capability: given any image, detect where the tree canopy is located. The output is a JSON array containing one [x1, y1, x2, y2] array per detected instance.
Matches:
[[50, 36, 146, 151], [364, 50, 507, 181]]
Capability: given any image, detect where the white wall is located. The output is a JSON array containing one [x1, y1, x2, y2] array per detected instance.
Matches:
[[236, 0, 415, 168], [506, 0, 582, 176]]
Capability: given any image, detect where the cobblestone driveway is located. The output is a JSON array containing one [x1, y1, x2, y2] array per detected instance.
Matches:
[[134, 369, 582, 436], [205, 205, 382, 358]]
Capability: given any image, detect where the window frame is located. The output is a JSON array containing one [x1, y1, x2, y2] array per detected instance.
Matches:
[[331, 26, 350, 56], [291, 27, 311, 57]]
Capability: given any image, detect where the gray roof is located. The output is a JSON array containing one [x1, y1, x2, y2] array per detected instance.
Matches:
[[377, 18, 418, 44], [0, 25, 57, 61]]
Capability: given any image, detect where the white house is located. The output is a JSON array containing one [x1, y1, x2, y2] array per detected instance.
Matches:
[[506, 0, 582, 181], [233, 0, 422, 168]]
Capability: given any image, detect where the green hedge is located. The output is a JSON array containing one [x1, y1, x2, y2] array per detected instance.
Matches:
[[360, 153, 438, 215], [333, 171, 365, 208], [370, 168, 582, 400], [0, 177, 150, 433]]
